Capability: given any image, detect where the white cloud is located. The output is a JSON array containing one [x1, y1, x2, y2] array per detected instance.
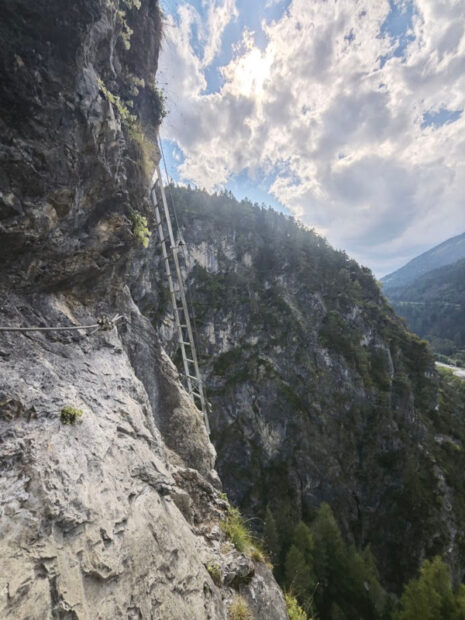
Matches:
[[159, 0, 465, 275], [202, 0, 238, 67]]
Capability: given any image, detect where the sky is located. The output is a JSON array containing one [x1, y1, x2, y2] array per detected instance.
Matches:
[[157, 0, 465, 276]]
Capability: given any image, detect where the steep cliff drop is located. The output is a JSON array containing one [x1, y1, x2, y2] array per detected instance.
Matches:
[[152, 187, 465, 599], [0, 1, 287, 618]]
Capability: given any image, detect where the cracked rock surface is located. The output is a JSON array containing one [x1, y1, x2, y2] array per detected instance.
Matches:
[[0, 1, 288, 617]]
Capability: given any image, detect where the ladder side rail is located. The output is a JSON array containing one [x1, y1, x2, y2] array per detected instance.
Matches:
[[174, 264, 209, 432], [151, 183, 193, 394], [156, 167, 210, 431]]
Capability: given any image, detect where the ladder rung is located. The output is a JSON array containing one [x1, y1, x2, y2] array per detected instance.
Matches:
[[186, 374, 201, 382], [179, 340, 192, 346], [185, 357, 195, 364]]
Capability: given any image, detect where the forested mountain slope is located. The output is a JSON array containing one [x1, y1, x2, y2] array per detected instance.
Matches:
[[149, 186, 465, 614], [385, 258, 465, 364], [382, 231, 465, 290]]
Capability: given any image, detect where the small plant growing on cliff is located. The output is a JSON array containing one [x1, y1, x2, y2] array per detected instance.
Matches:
[[60, 406, 83, 425], [250, 547, 265, 563], [221, 507, 250, 553], [285, 593, 309, 620], [221, 506, 264, 561], [148, 79, 168, 123], [97, 78, 137, 128], [206, 562, 221, 586], [228, 596, 252, 620], [131, 211, 151, 248], [128, 122, 156, 178]]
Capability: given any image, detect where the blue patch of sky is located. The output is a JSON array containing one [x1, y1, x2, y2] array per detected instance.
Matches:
[[379, 0, 416, 67], [421, 108, 463, 129], [344, 30, 355, 43], [202, 64, 225, 94], [226, 169, 290, 214]]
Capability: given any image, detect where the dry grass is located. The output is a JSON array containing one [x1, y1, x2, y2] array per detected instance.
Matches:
[[228, 596, 252, 620]]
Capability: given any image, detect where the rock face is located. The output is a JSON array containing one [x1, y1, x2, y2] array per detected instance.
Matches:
[[156, 187, 465, 592], [0, 2, 287, 618]]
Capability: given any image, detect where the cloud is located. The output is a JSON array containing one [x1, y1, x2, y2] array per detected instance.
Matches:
[[201, 0, 238, 67], [159, 0, 465, 275]]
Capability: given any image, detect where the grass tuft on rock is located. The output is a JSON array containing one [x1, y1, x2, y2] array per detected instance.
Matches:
[[221, 506, 265, 562], [285, 592, 309, 620], [228, 596, 252, 620], [206, 562, 221, 586]]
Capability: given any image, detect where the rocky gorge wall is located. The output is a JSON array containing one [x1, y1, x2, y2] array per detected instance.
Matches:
[[154, 187, 465, 593], [0, 2, 288, 618]]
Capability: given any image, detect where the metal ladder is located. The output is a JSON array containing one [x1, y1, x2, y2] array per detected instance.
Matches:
[[150, 163, 210, 434]]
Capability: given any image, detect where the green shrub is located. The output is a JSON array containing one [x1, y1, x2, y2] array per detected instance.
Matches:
[[228, 596, 252, 620], [60, 406, 83, 425], [131, 211, 151, 248], [285, 593, 308, 620]]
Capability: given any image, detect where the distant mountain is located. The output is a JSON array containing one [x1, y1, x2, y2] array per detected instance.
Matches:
[[386, 258, 465, 362], [382, 231, 465, 290]]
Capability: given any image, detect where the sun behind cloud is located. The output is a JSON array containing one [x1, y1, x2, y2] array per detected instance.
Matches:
[[223, 42, 273, 98]]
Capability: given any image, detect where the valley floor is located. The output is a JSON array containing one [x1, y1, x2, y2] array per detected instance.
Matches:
[[436, 362, 465, 379]]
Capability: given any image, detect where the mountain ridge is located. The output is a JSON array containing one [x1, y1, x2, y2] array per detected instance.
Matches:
[[382, 231, 465, 290]]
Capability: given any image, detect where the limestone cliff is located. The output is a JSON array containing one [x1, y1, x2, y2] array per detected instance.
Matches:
[[153, 187, 465, 593], [0, 2, 287, 618]]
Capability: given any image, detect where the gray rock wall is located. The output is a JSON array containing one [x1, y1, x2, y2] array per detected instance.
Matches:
[[0, 1, 288, 618]]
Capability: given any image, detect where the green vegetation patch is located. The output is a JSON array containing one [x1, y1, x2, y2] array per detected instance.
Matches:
[[285, 593, 310, 620], [131, 211, 151, 248], [60, 406, 83, 425], [97, 78, 136, 128], [395, 556, 465, 620], [221, 506, 264, 561], [206, 562, 221, 586]]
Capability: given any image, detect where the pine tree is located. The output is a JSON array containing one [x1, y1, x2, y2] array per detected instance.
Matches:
[[396, 556, 458, 620], [285, 544, 313, 607], [311, 503, 347, 590], [292, 521, 315, 567]]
